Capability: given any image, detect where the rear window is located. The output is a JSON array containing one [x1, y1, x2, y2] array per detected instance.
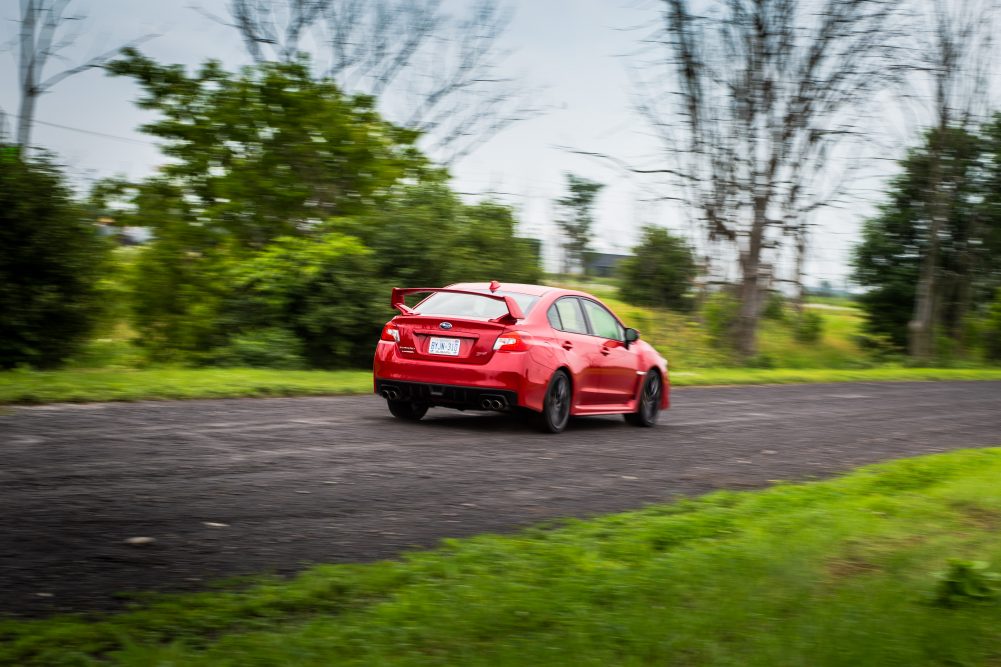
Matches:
[[414, 291, 539, 319]]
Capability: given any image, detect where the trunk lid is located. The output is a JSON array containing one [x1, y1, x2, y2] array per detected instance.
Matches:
[[391, 315, 507, 365]]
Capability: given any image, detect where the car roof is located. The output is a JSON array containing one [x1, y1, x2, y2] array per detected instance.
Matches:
[[447, 282, 556, 297]]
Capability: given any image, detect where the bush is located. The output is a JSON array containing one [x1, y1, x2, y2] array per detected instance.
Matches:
[[0, 147, 107, 368], [793, 311, 824, 343], [762, 292, 786, 321], [219, 234, 389, 369], [210, 328, 305, 369], [933, 559, 1001, 607], [985, 289, 1001, 362], [617, 226, 696, 311], [703, 291, 739, 345]]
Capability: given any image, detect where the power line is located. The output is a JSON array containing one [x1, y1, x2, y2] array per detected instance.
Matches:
[[30, 118, 154, 146]]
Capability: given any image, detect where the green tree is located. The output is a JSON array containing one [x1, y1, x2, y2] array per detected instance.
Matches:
[[556, 174, 603, 275], [107, 49, 430, 249], [853, 124, 1000, 352], [0, 147, 107, 368], [332, 182, 541, 288], [617, 226, 696, 311], [106, 52, 433, 359]]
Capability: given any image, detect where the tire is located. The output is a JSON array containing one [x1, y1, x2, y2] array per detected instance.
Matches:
[[387, 400, 428, 421], [624, 370, 661, 427], [538, 370, 572, 434]]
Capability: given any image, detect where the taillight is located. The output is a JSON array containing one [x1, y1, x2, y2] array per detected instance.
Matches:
[[493, 331, 529, 351], [381, 325, 400, 342]]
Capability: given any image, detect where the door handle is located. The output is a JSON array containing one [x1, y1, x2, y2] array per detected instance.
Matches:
[[562, 341, 573, 350], [600, 347, 611, 356]]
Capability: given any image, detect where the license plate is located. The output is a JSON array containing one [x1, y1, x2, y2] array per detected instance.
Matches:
[[428, 337, 461, 356]]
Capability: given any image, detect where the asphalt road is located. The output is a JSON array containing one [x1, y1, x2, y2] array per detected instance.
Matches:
[[2, 381, 1000, 617]]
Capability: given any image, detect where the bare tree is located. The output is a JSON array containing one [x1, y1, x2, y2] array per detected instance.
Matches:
[[218, 0, 537, 164], [907, 0, 997, 361], [222, 0, 331, 64], [13, 0, 150, 148], [635, 0, 906, 357]]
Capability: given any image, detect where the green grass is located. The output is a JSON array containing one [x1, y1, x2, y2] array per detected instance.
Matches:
[[669, 366, 1001, 386], [552, 279, 876, 369], [5, 448, 1001, 666], [0, 368, 372, 404], [3, 366, 1001, 405]]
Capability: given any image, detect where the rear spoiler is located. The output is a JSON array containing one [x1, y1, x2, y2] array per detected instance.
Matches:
[[391, 287, 525, 322]]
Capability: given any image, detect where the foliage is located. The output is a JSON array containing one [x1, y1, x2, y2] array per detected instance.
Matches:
[[126, 186, 234, 362], [986, 288, 1001, 362], [107, 49, 429, 249], [103, 52, 449, 362], [0, 147, 107, 368], [853, 122, 1001, 353], [793, 310, 824, 343], [332, 182, 541, 288], [555, 173, 603, 274], [209, 328, 305, 369], [702, 290, 740, 345], [220, 234, 389, 369], [762, 292, 787, 321], [933, 559, 1001, 607], [617, 226, 696, 311], [6, 448, 1001, 665]]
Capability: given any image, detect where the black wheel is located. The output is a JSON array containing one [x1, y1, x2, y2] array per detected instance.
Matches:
[[625, 370, 661, 427], [538, 370, 572, 433], [387, 400, 428, 421]]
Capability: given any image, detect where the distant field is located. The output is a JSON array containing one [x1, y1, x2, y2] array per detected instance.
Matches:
[[4, 448, 1001, 665], [552, 279, 874, 370]]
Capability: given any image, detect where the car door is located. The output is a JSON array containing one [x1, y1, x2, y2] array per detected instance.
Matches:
[[548, 297, 605, 407], [579, 298, 640, 406]]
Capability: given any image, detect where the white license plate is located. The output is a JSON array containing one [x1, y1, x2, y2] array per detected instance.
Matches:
[[428, 337, 461, 356]]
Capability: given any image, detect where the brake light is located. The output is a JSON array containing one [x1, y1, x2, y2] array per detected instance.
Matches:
[[493, 331, 529, 351], [381, 325, 400, 342]]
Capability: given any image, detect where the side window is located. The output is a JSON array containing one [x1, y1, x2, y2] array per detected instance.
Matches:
[[581, 299, 624, 341], [554, 298, 588, 334], [547, 304, 562, 330]]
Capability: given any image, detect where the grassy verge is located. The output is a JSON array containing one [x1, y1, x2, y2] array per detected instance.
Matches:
[[2, 366, 1001, 405], [0, 368, 372, 405], [4, 448, 1001, 665], [670, 366, 1001, 387]]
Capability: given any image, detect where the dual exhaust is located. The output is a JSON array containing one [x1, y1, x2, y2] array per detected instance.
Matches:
[[479, 396, 507, 411], [381, 385, 507, 410]]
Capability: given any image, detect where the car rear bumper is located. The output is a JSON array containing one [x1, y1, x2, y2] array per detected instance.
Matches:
[[374, 378, 519, 410], [374, 340, 536, 408]]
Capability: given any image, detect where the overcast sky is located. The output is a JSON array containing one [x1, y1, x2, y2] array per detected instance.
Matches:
[[1, 0, 926, 286]]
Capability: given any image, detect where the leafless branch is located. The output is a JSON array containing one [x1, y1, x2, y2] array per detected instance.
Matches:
[[14, 0, 154, 148], [217, 0, 541, 165]]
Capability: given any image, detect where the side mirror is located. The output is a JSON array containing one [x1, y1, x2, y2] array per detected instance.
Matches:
[[624, 328, 640, 348]]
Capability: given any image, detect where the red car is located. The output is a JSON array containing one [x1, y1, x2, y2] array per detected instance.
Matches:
[[373, 281, 669, 433]]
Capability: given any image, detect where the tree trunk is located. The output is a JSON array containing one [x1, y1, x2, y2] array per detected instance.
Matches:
[[908, 130, 947, 362], [16, 90, 36, 148], [792, 228, 806, 315], [735, 214, 766, 358]]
